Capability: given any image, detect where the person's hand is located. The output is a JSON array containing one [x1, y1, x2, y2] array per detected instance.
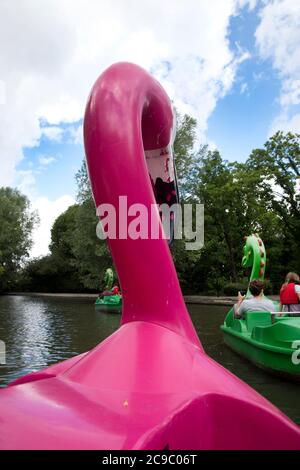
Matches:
[[237, 291, 245, 303]]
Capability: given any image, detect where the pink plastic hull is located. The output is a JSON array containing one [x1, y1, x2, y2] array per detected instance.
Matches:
[[1, 322, 299, 449]]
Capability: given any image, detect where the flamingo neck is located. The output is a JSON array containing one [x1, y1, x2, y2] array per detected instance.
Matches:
[[84, 62, 201, 348]]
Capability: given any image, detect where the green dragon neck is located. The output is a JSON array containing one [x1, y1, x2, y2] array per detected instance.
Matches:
[[242, 234, 266, 296]]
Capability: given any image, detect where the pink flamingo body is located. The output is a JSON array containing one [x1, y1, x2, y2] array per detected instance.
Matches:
[[0, 63, 299, 449]]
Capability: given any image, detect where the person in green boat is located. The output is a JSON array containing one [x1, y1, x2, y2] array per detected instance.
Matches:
[[112, 285, 122, 297], [99, 285, 121, 298], [234, 280, 276, 319], [280, 272, 300, 316]]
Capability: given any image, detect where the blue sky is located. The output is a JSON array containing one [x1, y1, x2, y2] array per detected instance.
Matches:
[[20, 121, 83, 200], [207, 4, 282, 161], [0, 0, 299, 256]]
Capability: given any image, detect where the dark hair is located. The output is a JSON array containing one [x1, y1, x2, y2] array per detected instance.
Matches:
[[249, 279, 265, 297]]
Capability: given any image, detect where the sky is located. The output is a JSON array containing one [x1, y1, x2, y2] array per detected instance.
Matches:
[[0, 0, 299, 257]]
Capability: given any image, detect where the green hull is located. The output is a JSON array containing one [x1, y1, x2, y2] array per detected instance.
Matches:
[[221, 309, 300, 381], [95, 295, 122, 314]]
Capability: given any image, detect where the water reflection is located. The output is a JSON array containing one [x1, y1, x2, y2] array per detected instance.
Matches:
[[0, 296, 299, 425], [8, 296, 53, 367], [0, 296, 120, 386]]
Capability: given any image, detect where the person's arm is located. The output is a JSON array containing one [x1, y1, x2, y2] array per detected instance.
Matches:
[[295, 285, 300, 302], [277, 303, 283, 316], [270, 301, 279, 313], [278, 283, 285, 314], [234, 292, 245, 318]]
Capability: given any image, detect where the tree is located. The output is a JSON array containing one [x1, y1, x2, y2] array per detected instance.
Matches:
[[246, 131, 300, 285], [75, 159, 92, 204], [0, 187, 38, 291], [50, 204, 79, 260], [248, 131, 299, 230], [71, 198, 112, 290], [48, 205, 84, 291], [187, 149, 281, 286], [173, 112, 208, 200], [74, 161, 113, 289]]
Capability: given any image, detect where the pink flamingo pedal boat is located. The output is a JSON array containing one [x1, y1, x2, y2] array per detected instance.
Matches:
[[0, 63, 299, 450]]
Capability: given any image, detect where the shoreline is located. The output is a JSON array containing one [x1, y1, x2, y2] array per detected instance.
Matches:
[[5, 292, 280, 306]]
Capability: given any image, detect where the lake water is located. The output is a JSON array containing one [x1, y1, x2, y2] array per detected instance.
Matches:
[[0, 295, 299, 425]]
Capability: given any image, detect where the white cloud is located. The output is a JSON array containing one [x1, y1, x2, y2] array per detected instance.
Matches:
[[256, 0, 300, 133], [269, 112, 300, 136], [30, 195, 75, 258], [240, 82, 249, 94], [68, 124, 83, 145], [15, 170, 37, 199], [42, 126, 64, 142], [154, 47, 250, 137], [0, 0, 253, 189], [38, 155, 57, 166], [14, 174, 75, 258], [238, 0, 257, 9]]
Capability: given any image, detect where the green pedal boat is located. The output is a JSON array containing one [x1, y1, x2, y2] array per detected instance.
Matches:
[[221, 235, 300, 381], [95, 268, 122, 313], [95, 294, 122, 314], [221, 309, 300, 380]]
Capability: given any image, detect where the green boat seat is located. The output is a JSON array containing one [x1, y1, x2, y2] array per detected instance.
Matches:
[[245, 311, 272, 334], [223, 309, 248, 334], [252, 319, 300, 348], [224, 308, 234, 327]]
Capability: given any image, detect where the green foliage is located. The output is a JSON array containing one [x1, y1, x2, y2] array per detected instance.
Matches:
[[223, 279, 273, 296], [171, 236, 201, 293], [50, 204, 79, 259], [19, 199, 112, 292], [75, 160, 92, 203], [71, 199, 112, 290], [246, 131, 300, 284], [17, 255, 83, 292], [0, 187, 38, 292], [173, 112, 209, 201], [183, 149, 279, 285], [223, 282, 249, 296], [173, 128, 299, 294]]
